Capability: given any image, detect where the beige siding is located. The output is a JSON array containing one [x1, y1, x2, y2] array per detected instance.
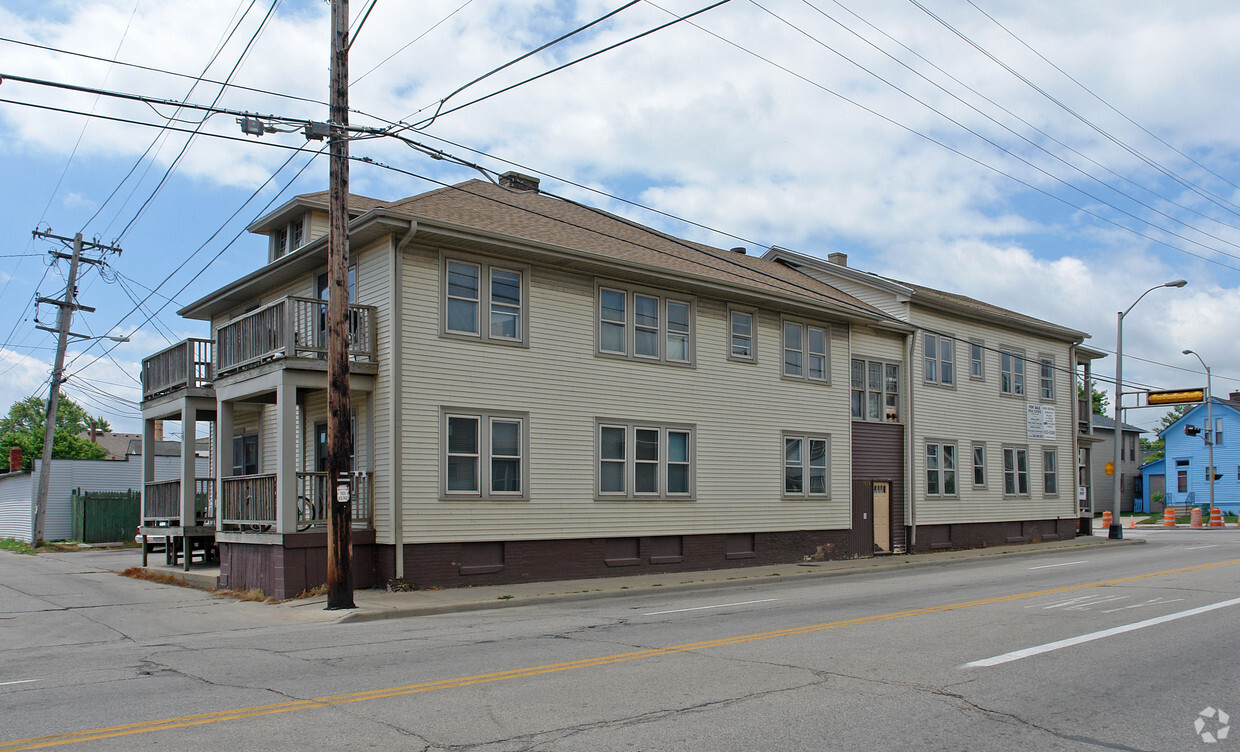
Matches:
[[398, 246, 854, 544], [307, 210, 330, 243], [910, 308, 1077, 525], [356, 240, 393, 538], [797, 267, 908, 320], [849, 324, 906, 364]]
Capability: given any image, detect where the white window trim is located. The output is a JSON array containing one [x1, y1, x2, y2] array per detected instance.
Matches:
[[595, 420, 695, 500], [1042, 446, 1059, 498], [851, 358, 901, 423], [782, 432, 832, 499], [1003, 445, 1030, 498], [440, 408, 529, 500], [923, 332, 955, 387], [971, 441, 987, 489], [595, 284, 695, 366], [727, 306, 758, 363], [999, 347, 1027, 398], [441, 254, 529, 347], [781, 318, 830, 383], [270, 212, 307, 261], [1038, 354, 1056, 403], [969, 339, 985, 381], [925, 440, 958, 498]]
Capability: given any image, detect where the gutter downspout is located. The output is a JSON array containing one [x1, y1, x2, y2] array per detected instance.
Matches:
[[905, 329, 916, 552], [390, 222, 416, 580]]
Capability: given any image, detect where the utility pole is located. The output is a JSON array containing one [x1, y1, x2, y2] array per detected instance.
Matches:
[[30, 230, 121, 547], [326, 0, 355, 609]]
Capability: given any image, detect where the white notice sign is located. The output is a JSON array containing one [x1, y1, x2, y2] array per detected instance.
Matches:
[[1027, 404, 1057, 440]]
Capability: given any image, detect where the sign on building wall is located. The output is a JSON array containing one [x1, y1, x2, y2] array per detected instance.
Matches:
[[1027, 404, 1057, 440]]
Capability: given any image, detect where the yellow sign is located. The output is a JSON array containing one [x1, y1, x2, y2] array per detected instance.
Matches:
[[1148, 389, 1205, 405], [1104, 461, 1114, 476]]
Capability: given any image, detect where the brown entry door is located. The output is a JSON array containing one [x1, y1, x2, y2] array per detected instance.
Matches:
[[873, 481, 891, 553]]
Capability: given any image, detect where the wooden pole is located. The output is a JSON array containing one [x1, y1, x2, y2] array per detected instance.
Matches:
[[326, 0, 355, 609]]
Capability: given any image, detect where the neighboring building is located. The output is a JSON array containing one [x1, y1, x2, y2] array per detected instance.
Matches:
[[1156, 395, 1240, 514], [1085, 414, 1145, 514], [140, 174, 1094, 598], [764, 249, 1090, 549], [0, 455, 209, 542], [1138, 457, 1166, 514]]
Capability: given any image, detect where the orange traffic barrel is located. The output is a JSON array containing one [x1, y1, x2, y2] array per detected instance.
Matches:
[[1163, 506, 1176, 527], [1191, 507, 1203, 527], [1101, 510, 1112, 528], [1210, 507, 1224, 527]]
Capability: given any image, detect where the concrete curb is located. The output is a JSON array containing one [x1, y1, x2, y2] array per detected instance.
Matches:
[[330, 536, 1145, 624]]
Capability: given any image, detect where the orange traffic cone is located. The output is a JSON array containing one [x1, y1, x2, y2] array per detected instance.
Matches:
[[1102, 510, 1113, 528], [1210, 507, 1224, 527], [1191, 507, 1203, 527], [1129, 513, 1136, 528], [1163, 506, 1177, 528]]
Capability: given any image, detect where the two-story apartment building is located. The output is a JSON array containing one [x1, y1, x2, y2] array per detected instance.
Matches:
[[140, 174, 1093, 597]]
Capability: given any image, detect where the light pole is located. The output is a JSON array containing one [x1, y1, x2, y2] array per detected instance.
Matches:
[[1111, 279, 1187, 540], [1183, 349, 1214, 513]]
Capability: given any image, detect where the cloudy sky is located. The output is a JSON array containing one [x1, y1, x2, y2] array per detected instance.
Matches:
[[2, 0, 1238, 436]]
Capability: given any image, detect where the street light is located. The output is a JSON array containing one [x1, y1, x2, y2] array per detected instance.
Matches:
[[1183, 349, 1214, 513], [1111, 279, 1187, 540]]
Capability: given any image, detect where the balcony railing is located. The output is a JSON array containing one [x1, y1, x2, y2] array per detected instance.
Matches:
[[142, 477, 216, 525], [142, 338, 214, 400], [220, 471, 374, 531], [215, 296, 377, 376]]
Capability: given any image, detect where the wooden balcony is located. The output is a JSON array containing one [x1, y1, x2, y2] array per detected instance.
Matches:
[[142, 478, 216, 525], [215, 296, 377, 377], [142, 338, 213, 401], [220, 471, 374, 532]]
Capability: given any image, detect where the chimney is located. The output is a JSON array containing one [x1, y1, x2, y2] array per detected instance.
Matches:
[[827, 252, 848, 267], [9, 446, 21, 472], [154, 419, 164, 442], [90, 419, 98, 443], [1230, 391, 1240, 404], [498, 171, 540, 192]]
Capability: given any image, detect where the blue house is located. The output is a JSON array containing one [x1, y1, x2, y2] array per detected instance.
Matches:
[[1158, 395, 1240, 514]]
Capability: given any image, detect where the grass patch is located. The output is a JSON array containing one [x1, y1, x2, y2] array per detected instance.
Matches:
[[215, 587, 277, 603], [122, 567, 209, 590], [0, 538, 36, 554], [497, 594, 513, 600], [293, 584, 328, 599]]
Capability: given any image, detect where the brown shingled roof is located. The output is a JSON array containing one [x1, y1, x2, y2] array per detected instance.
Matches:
[[887, 277, 1086, 340], [383, 179, 884, 319]]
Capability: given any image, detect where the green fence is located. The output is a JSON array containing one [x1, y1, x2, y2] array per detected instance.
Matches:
[[71, 489, 140, 544]]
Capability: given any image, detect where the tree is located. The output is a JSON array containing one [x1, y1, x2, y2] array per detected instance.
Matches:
[[0, 395, 109, 469], [1078, 384, 1109, 415], [1139, 404, 1189, 462]]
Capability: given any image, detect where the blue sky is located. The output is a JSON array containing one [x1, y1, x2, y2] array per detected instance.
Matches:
[[3, 0, 1240, 436]]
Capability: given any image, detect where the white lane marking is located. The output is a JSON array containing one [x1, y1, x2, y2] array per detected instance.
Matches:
[[1026, 594, 1129, 611], [962, 596, 1240, 668], [1100, 597, 1184, 614], [644, 599, 779, 616], [1028, 560, 1088, 570], [1185, 545, 1219, 551], [0, 679, 38, 687]]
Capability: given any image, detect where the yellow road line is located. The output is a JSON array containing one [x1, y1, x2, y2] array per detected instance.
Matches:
[[4, 557, 1237, 750]]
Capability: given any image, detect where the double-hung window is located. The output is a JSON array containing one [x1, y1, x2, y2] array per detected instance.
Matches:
[[597, 287, 693, 365], [271, 215, 305, 260], [444, 257, 527, 345], [926, 441, 957, 496], [597, 421, 694, 498], [728, 308, 756, 361], [783, 320, 828, 381], [1042, 448, 1058, 496], [923, 333, 954, 386], [969, 340, 985, 380], [1003, 446, 1030, 496], [1039, 356, 1055, 401], [784, 434, 830, 498], [850, 359, 900, 422], [972, 442, 986, 488], [1000, 349, 1025, 396], [443, 410, 528, 499]]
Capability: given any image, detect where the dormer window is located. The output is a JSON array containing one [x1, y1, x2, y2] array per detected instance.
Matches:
[[272, 215, 306, 259]]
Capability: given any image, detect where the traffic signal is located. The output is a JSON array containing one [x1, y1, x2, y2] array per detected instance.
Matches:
[[1185, 425, 1202, 437], [1149, 389, 1205, 405], [1104, 461, 1114, 476]]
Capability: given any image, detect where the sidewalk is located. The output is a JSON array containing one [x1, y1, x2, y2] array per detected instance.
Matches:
[[125, 534, 1150, 623]]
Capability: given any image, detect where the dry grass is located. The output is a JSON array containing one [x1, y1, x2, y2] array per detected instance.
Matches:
[[122, 567, 276, 602], [292, 584, 329, 599]]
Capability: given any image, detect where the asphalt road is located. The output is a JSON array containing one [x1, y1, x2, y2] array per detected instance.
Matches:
[[3, 528, 1238, 751]]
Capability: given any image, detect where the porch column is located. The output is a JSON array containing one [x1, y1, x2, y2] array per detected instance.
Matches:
[[218, 399, 234, 488], [275, 373, 297, 534], [180, 401, 197, 527], [142, 416, 156, 522]]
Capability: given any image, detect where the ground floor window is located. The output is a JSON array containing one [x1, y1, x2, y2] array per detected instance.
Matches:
[[443, 410, 528, 499], [926, 441, 957, 496], [784, 434, 830, 498], [597, 421, 694, 499], [1004, 446, 1029, 496]]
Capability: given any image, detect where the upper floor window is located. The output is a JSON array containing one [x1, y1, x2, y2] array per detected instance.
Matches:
[[1000, 349, 1025, 396], [597, 421, 694, 499], [926, 441, 957, 496], [783, 320, 828, 382], [784, 434, 830, 498], [1215, 417, 1224, 446], [443, 410, 528, 499], [598, 286, 692, 365], [1039, 356, 1055, 401], [972, 442, 986, 488], [851, 359, 900, 422], [1043, 448, 1058, 496], [969, 340, 984, 380], [729, 308, 756, 361], [443, 258, 527, 346], [272, 215, 305, 259], [1003, 446, 1029, 496], [923, 333, 954, 386]]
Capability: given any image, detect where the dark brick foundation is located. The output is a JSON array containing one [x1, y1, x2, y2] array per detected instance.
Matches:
[[218, 530, 377, 599], [908, 518, 1077, 553]]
